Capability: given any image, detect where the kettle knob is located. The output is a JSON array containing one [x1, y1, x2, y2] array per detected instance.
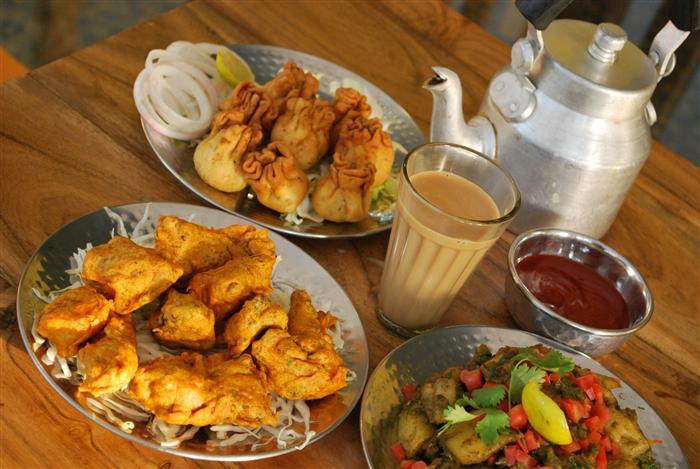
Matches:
[[588, 23, 627, 63]]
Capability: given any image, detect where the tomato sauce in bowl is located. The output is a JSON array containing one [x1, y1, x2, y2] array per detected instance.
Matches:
[[516, 254, 631, 330]]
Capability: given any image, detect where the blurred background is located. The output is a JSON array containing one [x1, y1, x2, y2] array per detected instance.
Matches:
[[1, 0, 697, 164]]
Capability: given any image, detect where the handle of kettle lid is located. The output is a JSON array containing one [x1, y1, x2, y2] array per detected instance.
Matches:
[[669, 0, 700, 31], [515, 0, 573, 30]]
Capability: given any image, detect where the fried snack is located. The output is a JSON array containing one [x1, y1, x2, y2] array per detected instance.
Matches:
[[221, 224, 277, 258], [36, 286, 112, 357], [188, 254, 275, 321], [270, 97, 335, 170], [263, 61, 318, 113], [223, 295, 288, 356], [330, 87, 372, 145], [78, 314, 138, 396], [242, 142, 309, 213], [148, 290, 215, 351], [193, 124, 262, 193], [213, 81, 279, 134], [82, 236, 183, 314], [335, 116, 393, 188], [311, 153, 375, 222], [129, 352, 277, 427]]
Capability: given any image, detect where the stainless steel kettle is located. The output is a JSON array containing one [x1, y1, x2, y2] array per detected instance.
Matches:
[[425, 0, 698, 238]]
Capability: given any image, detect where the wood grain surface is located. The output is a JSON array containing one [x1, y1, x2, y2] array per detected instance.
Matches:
[[1, 1, 698, 468]]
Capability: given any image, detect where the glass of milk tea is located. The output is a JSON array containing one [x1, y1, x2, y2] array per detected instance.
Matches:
[[377, 143, 520, 336]]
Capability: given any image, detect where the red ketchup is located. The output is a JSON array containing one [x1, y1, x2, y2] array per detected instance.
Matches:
[[516, 254, 630, 329]]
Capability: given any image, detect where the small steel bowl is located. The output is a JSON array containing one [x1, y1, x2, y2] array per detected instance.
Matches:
[[505, 228, 653, 357]]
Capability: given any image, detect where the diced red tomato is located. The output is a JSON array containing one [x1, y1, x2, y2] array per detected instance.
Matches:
[[584, 416, 605, 434], [524, 429, 540, 451], [579, 438, 590, 450], [549, 372, 562, 382], [561, 398, 587, 423], [390, 442, 406, 462], [498, 399, 509, 412], [508, 404, 528, 430], [596, 445, 608, 469], [459, 369, 484, 391], [560, 440, 582, 454], [516, 452, 537, 468], [610, 442, 621, 460], [505, 444, 519, 466], [517, 437, 528, 454], [401, 384, 417, 401], [487, 454, 498, 465], [543, 374, 551, 386], [589, 430, 602, 444], [400, 461, 416, 469], [583, 399, 593, 415], [410, 462, 428, 469], [483, 380, 503, 388], [591, 400, 611, 425], [600, 435, 612, 451], [575, 373, 604, 402]]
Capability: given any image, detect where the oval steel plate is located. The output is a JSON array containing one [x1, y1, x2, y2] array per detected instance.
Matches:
[[16, 202, 369, 461], [142, 44, 426, 239], [360, 325, 688, 469]]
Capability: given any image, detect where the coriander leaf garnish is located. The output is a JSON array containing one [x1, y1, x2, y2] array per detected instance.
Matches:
[[471, 385, 506, 408], [455, 393, 477, 408], [475, 408, 511, 446], [509, 362, 546, 405], [513, 348, 575, 374], [438, 405, 480, 436]]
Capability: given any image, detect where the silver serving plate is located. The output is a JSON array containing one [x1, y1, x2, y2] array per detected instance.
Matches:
[[16, 202, 369, 461], [142, 44, 426, 239], [361, 325, 687, 469]]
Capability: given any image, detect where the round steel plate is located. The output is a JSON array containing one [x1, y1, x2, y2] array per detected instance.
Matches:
[[360, 325, 687, 469], [142, 44, 426, 239], [16, 202, 369, 461]]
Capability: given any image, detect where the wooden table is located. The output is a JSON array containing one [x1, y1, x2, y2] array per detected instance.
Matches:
[[1, 1, 698, 467]]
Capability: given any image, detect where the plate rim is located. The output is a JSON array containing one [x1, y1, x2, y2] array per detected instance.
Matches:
[[142, 43, 426, 240], [359, 324, 688, 468], [16, 202, 370, 461]]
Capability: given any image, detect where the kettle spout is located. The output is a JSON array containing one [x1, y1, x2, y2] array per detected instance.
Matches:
[[424, 67, 495, 157]]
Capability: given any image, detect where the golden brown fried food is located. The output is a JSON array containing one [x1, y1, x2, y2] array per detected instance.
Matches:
[[270, 97, 335, 170], [311, 152, 375, 222], [82, 236, 183, 314], [129, 352, 277, 427], [213, 81, 279, 134], [223, 295, 288, 356], [36, 286, 112, 357], [242, 142, 309, 214], [188, 254, 275, 321], [193, 123, 262, 193], [220, 224, 276, 258], [78, 314, 138, 396], [263, 61, 318, 113], [335, 116, 393, 188], [148, 290, 215, 351], [330, 87, 372, 145]]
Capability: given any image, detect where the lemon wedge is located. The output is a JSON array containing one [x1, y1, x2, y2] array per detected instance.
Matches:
[[216, 48, 254, 88], [522, 380, 572, 445]]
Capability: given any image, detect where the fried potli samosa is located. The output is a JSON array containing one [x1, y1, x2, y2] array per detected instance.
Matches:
[[242, 142, 309, 213], [330, 87, 372, 145], [223, 295, 288, 356], [270, 97, 335, 170], [148, 290, 215, 351], [263, 61, 318, 113], [36, 286, 113, 357], [188, 254, 275, 321], [193, 123, 262, 193], [311, 152, 375, 222], [129, 352, 277, 427], [213, 81, 279, 134], [82, 237, 183, 314], [335, 115, 393, 188], [78, 313, 138, 396]]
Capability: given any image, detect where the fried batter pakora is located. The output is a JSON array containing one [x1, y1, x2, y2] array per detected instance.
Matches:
[[188, 254, 275, 321], [148, 290, 215, 351], [129, 352, 277, 427], [37, 286, 112, 357], [82, 236, 183, 314], [251, 290, 346, 400], [223, 295, 288, 356], [78, 313, 138, 396]]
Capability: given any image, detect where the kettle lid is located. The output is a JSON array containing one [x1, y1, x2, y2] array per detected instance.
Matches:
[[542, 19, 657, 94]]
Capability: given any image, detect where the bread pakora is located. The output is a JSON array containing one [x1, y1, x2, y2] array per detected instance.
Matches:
[[82, 236, 183, 314], [188, 254, 275, 321], [129, 352, 277, 427], [223, 295, 288, 356], [251, 290, 346, 400], [37, 286, 112, 357], [78, 313, 138, 396], [148, 290, 215, 351]]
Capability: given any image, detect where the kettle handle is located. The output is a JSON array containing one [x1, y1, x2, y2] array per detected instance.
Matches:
[[669, 0, 700, 31], [515, 0, 573, 30]]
